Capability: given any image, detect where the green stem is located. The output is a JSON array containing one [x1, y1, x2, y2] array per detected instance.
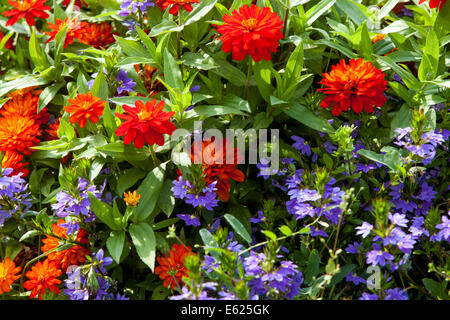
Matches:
[[243, 56, 252, 100], [177, 13, 183, 59], [150, 145, 160, 167], [282, 2, 290, 40]]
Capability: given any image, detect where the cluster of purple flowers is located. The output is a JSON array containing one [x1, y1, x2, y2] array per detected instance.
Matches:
[[286, 173, 345, 228], [119, 0, 154, 17], [64, 249, 127, 300], [394, 127, 449, 165], [172, 177, 219, 212], [51, 177, 104, 234], [0, 168, 32, 225], [359, 288, 408, 300], [242, 251, 303, 299]]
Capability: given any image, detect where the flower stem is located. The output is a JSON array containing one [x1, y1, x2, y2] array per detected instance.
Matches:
[[150, 145, 160, 167], [243, 56, 252, 100]]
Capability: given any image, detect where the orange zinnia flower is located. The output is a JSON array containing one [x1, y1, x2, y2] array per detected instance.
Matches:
[[155, 244, 195, 290], [1, 92, 49, 126], [76, 22, 117, 48], [0, 257, 22, 295], [44, 17, 83, 48], [0, 115, 41, 155], [371, 33, 386, 44], [191, 139, 245, 201], [23, 259, 62, 300], [115, 99, 176, 149], [318, 58, 387, 116], [134, 65, 164, 96], [156, 0, 200, 15], [1, 151, 29, 177], [123, 190, 141, 206], [2, 0, 51, 27], [65, 92, 105, 128], [217, 5, 284, 62], [45, 118, 60, 141], [41, 220, 90, 271], [419, 0, 447, 10]]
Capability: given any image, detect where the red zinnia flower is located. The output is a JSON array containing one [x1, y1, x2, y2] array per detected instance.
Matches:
[[2, 0, 51, 27], [115, 99, 176, 149], [318, 58, 387, 116], [156, 0, 200, 15], [419, 0, 447, 10], [155, 244, 195, 290], [41, 220, 90, 272], [44, 17, 83, 48], [0, 257, 22, 295], [0, 115, 41, 155], [217, 5, 284, 62], [191, 139, 245, 201], [23, 259, 62, 300], [64, 92, 105, 128], [76, 22, 117, 48], [1, 151, 29, 177]]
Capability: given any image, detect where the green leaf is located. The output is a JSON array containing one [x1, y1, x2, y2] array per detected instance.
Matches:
[[148, 20, 183, 37], [327, 264, 355, 287], [183, 0, 217, 26], [135, 162, 167, 221], [157, 179, 175, 217], [335, 0, 367, 26], [354, 21, 372, 61], [305, 249, 320, 284], [390, 104, 412, 138], [357, 148, 402, 172], [279, 225, 292, 236], [115, 36, 149, 58], [29, 28, 49, 71], [57, 118, 76, 141], [38, 83, 64, 113], [88, 192, 121, 230], [423, 278, 448, 299], [106, 231, 125, 264], [224, 214, 252, 245], [262, 230, 277, 240], [418, 29, 439, 81], [19, 230, 40, 242], [283, 102, 335, 134], [135, 26, 157, 58], [376, 55, 420, 90], [129, 222, 156, 271], [306, 0, 336, 26], [211, 54, 247, 86], [90, 68, 109, 101], [252, 59, 273, 102], [182, 52, 218, 70], [116, 167, 146, 196], [163, 49, 183, 90], [0, 75, 49, 97], [388, 82, 415, 106]]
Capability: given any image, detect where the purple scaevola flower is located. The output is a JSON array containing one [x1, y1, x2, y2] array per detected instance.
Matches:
[[292, 136, 311, 156], [116, 69, 136, 94], [177, 214, 201, 227]]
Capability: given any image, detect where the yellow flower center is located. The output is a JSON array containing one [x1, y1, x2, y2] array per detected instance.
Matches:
[[17, 0, 37, 11], [137, 109, 157, 121], [241, 18, 258, 31]]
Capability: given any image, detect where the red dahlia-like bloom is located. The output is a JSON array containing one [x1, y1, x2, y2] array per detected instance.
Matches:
[[156, 0, 200, 15], [0, 115, 41, 155], [76, 22, 117, 48], [1, 151, 29, 177], [191, 139, 245, 201], [2, 0, 51, 27], [115, 99, 176, 149], [0, 257, 21, 295], [23, 259, 62, 300], [318, 58, 387, 116], [41, 220, 90, 272], [44, 17, 83, 48], [155, 244, 195, 290], [419, 0, 447, 10], [64, 92, 106, 128], [217, 5, 284, 62]]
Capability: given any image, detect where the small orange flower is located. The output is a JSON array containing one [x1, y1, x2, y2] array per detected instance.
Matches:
[[155, 244, 195, 290], [371, 33, 385, 44], [123, 190, 141, 206], [65, 92, 106, 128], [45, 118, 60, 141], [191, 139, 245, 201], [44, 17, 83, 48], [0, 257, 22, 295], [23, 259, 62, 300], [1, 150, 29, 177], [115, 99, 176, 148], [76, 22, 117, 48], [41, 220, 90, 271], [0, 114, 41, 155], [1, 92, 49, 126], [2, 0, 51, 27], [134, 65, 164, 97], [318, 58, 387, 116]]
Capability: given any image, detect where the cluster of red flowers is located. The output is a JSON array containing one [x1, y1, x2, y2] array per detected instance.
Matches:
[[191, 138, 245, 202], [155, 243, 195, 289], [0, 88, 49, 176], [0, 221, 90, 300]]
